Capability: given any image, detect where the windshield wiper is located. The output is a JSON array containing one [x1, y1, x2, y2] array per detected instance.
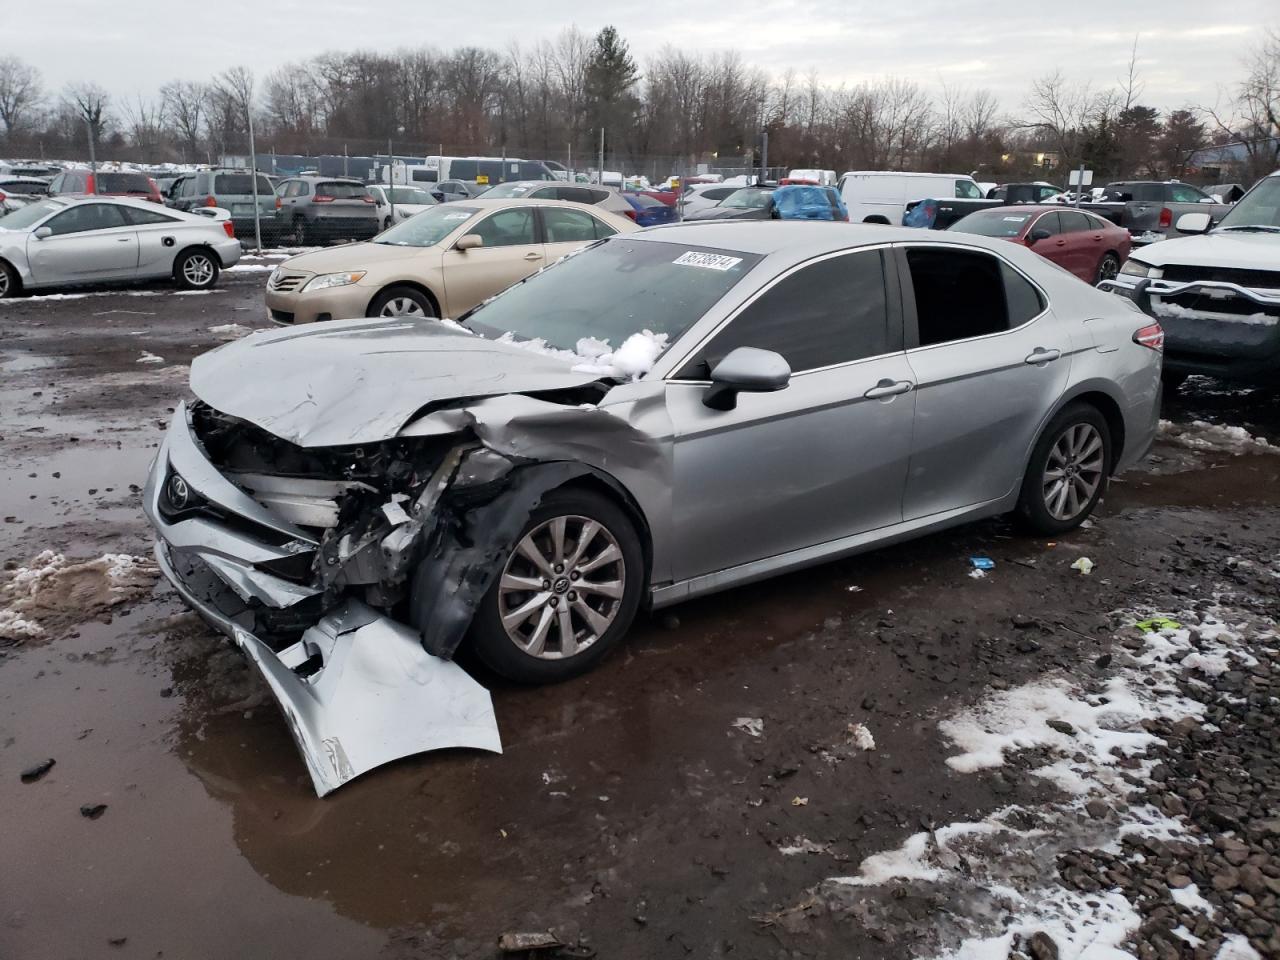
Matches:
[[1219, 224, 1280, 233]]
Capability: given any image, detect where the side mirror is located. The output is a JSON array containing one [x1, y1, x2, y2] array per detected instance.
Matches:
[[1028, 228, 1051, 244], [1176, 212, 1211, 234], [33, 226, 52, 239], [704, 347, 791, 411], [455, 233, 483, 251]]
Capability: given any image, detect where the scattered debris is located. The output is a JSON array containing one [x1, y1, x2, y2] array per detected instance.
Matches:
[[20, 758, 55, 783], [1134, 616, 1181, 632], [732, 717, 764, 738], [791, 796, 809, 807], [779, 837, 832, 856], [1069, 557, 1095, 576], [969, 556, 995, 571], [847, 723, 876, 752], [497, 931, 563, 953], [136, 351, 164, 364]]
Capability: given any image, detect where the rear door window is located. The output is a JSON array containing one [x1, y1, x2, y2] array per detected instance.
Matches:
[[121, 206, 179, 225], [680, 249, 891, 376], [1058, 211, 1092, 232], [906, 248, 1037, 346], [541, 207, 601, 243]]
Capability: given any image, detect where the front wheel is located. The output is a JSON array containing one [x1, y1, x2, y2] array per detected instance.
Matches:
[[174, 249, 220, 290], [1096, 252, 1121, 284], [1016, 403, 1111, 535], [367, 285, 437, 319], [0, 260, 19, 299], [468, 490, 645, 683]]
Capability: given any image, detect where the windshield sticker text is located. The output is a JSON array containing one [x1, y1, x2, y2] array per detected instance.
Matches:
[[673, 251, 743, 271]]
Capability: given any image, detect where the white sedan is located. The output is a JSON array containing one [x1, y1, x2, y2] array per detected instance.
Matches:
[[0, 195, 243, 298], [368, 184, 438, 231]]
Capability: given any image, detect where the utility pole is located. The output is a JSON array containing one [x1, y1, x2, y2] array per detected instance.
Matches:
[[86, 119, 97, 193], [598, 127, 605, 186], [387, 135, 395, 224], [247, 104, 263, 254]]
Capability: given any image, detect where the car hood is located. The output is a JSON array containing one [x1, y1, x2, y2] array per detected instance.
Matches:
[[189, 317, 605, 448], [278, 241, 439, 275], [1132, 230, 1280, 272]]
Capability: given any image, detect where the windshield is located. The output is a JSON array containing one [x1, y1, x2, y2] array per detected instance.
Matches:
[[96, 173, 153, 194], [465, 239, 762, 354], [374, 205, 478, 246], [385, 187, 436, 205], [949, 210, 1034, 238], [0, 198, 64, 230], [721, 188, 774, 210], [1216, 176, 1280, 230]]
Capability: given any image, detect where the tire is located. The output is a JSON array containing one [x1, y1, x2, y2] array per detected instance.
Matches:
[[468, 489, 645, 683], [863, 216, 890, 225], [1016, 402, 1112, 535], [1095, 252, 1121, 285], [174, 248, 220, 290], [0, 260, 19, 299], [367, 285, 437, 319], [382, 217, 392, 231]]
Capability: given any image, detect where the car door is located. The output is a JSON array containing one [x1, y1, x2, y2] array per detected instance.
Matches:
[[27, 202, 139, 283], [897, 244, 1070, 520], [1057, 210, 1101, 281], [663, 247, 916, 581], [122, 204, 186, 278], [540, 206, 616, 261], [439, 206, 543, 316]]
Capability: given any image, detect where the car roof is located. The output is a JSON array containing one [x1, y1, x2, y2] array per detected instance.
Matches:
[[41, 194, 184, 211], [841, 171, 973, 179]]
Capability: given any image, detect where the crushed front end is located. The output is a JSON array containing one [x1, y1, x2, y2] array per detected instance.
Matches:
[[143, 400, 504, 795]]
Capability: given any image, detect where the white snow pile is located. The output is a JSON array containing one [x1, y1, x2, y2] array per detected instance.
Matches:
[[1151, 299, 1278, 327], [0, 550, 158, 642], [813, 607, 1276, 959], [496, 330, 669, 380], [732, 717, 764, 738], [208, 323, 252, 340], [136, 351, 165, 365], [1158, 419, 1275, 455], [226, 263, 275, 273]]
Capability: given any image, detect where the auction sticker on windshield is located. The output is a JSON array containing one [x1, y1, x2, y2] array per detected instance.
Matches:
[[673, 251, 743, 271], [443, 212, 472, 220]]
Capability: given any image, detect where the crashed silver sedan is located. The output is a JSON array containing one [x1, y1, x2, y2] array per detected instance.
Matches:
[[144, 222, 1162, 795]]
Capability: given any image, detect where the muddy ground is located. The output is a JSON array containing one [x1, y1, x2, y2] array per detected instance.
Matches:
[[1, 272, 1278, 960]]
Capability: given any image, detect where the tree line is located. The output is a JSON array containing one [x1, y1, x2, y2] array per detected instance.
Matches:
[[1, 26, 1277, 183]]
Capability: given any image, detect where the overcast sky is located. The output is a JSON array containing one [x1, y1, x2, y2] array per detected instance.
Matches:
[[15, 0, 1272, 115]]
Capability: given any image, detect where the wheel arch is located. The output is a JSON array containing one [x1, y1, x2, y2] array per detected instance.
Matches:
[[172, 244, 222, 278], [863, 215, 890, 224], [367, 280, 441, 318], [1047, 385, 1127, 475], [551, 467, 655, 597]]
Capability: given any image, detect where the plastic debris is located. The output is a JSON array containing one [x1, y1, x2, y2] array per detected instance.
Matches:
[[1070, 557, 1095, 575], [1135, 616, 1182, 632], [497, 931, 563, 953], [791, 796, 809, 807], [970, 557, 995, 570], [732, 717, 764, 738], [968, 568, 987, 580]]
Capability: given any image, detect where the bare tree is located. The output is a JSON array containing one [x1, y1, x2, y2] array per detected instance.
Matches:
[[65, 82, 110, 163], [1204, 27, 1280, 182], [160, 80, 208, 159], [0, 56, 42, 138], [1119, 35, 1145, 111], [1022, 70, 1108, 173]]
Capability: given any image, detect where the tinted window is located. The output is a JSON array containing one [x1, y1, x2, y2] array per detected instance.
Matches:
[[517, 161, 555, 181], [1058, 211, 1092, 232], [411, 169, 437, 183], [214, 174, 274, 195], [682, 250, 889, 376], [907, 248, 1013, 346], [1033, 212, 1062, 236], [449, 160, 478, 180], [121, 206, 178, 225], [1003, 264, 1045, 326], [46, 203, 130, 235], [542, 208, 601, 243], [470, 207, 536, 247], [95, 172, 153, 195], [316, 182, 369, 200], [529, 187, 558, 200]]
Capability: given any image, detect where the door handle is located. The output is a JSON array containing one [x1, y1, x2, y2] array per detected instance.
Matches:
[[864, 379, 913, 400], [523, 252, 542, 261], [117, 237, 132, 242], [1055, 239, 1066, 246], [1025, 348, 1062, 365]]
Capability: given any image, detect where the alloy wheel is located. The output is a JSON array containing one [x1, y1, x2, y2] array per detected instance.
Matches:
[[0, 270, 8, 297], [497, 515, 626, 660], [183, 254, 215, 287], [378, 297, 429, 318], [1042, 423, 1104, 521], [1098, 255, 1119, 282]]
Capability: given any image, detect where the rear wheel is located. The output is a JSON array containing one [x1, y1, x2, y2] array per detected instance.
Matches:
[[468, 490, 645, 683], [1017, 403, 1111, 535], [174, 249, 219, 290], [1095, 252, 1121, 284], [0, 260, 18, 299], [367, 285, 436, 319]]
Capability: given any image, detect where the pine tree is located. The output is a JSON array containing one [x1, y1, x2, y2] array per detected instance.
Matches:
[[584, 26, 640, 153]]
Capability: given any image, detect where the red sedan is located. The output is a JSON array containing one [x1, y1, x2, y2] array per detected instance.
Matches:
[[948, 205, 1131, 285]]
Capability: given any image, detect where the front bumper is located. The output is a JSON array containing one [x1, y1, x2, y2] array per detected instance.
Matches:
[[264, 281, 372, 325], [144, 404, 502, 796]]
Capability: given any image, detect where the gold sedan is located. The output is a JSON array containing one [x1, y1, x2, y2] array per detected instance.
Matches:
[[264, 198, 638, 324]]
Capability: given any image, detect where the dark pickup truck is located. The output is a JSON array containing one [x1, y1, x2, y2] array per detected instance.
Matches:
[[903, 182, 1063, 229], [1070, 181, 1233, 244]]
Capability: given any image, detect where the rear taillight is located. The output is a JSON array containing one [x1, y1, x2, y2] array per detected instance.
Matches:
[[0, 192, 6, 203], [204, 196, 217, 207], [1134, 322, 1164, 351], [222, 221, 235, 239], [313, 195, 334, 203], [1158, 207, 1172, 228], [623, 209, 637, 221]]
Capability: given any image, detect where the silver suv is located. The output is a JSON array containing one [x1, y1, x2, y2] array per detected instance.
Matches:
[[167, 169, 278, 239], [275, 176, 379, 244]]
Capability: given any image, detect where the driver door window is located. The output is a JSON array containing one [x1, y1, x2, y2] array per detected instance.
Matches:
[[441, 207, 543, 317], [470, 208, 537, 247], [46, 203, 130, 235]]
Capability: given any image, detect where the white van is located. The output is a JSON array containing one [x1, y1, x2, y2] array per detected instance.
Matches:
[[385, 156, 557, 186], [837, 171, 984, 224], [785, 168, 837, 186]]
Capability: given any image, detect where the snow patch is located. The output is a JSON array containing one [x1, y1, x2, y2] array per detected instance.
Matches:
[[208, 323, 252, 339], [1216, 935, 1263, 960], [1158, 419, 1275, 454], [0, 551, 158, 643], [1151, 299, 1278, 326], [1170, 882, 1214, 916], [137, 351, 164, 364], [495, 330, 669, 380]]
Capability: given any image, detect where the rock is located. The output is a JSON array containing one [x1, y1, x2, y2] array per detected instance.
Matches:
[[1046, 720, 1076, 736], [20, 759, 55, 783], [1016, 638, 1041, 654], [159, 687, 173, 698], [1094, 653, 1113, 669], [1085, 799, 1110, 820], [1027, 931, 1060, 960], [1211, 867, 1240, 892], [108, 937, 127, 948], [80, 803, 108, 820]]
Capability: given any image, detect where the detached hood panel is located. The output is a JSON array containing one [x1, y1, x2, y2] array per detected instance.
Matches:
[[190, 318, 604, 448]]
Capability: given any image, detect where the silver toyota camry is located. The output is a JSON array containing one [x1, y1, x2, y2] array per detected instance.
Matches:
[[0, 195, 242, 298], [143, 221, 1162, 794]]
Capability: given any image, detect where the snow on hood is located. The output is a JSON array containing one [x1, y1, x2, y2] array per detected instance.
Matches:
[[190, 317, 608, 448], [1130, 230, 1280, 273]]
